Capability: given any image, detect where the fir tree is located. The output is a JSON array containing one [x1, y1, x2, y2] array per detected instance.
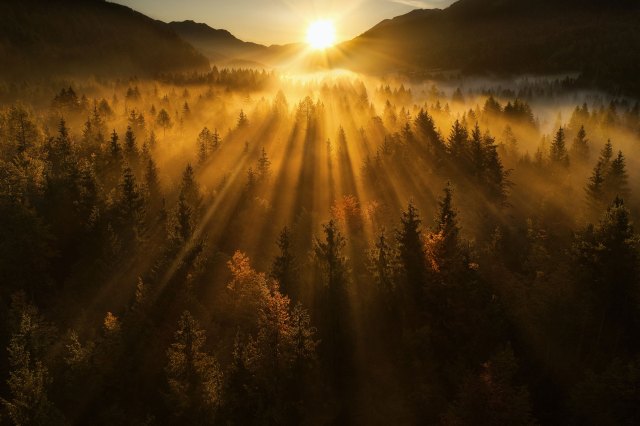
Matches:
[[271, 227, 296, 297], [448, 120, 469, 163], [124, 125, 138, 164], [586, 162, 606, 212], [369, 228, 397, 294], [571, 125, 590, 162], [257, 147, 271, 179], [396, 201, 427, 303], [166, 311, 222, 420], [550, 127, 569, 167], [604, 151, 629, 201], [238, 110, 248, 128], [109, 129, 121, 159]]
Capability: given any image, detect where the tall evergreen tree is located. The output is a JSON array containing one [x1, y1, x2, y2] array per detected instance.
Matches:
[[166, 311, 222, 422], [586, 162, 606, 212], [271, 226, 296, 298], [123, 126, 138, 164], [257, 147, 271, 180], [604, 151, 629, 201], [369, 228, 397, 295], [431, 183, 462, 276], [156, 109, 172, 136], [396, 201, 428, 306], [598, 140, 613, 169], [1, 300, 63, 425], [470, 124, 485, 178], [571, 125, 590, 162], [109, 129, 121, 160], [550, 127, 569, 167], [448, 120, 469, 164], [115, 166, 145, 240]]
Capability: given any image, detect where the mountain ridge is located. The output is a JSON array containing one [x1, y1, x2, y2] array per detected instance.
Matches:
[[0, 0, 210, 79], [332, 0, 640, 94], [167, 20, 267, 65]]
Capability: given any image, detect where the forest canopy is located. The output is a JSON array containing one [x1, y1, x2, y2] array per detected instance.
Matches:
[[0, 68, 639, 425]]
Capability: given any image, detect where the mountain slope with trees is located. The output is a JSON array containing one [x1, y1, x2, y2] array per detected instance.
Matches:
[[168, 20, 267, 64], [335, 0, 640, 94], [0, 0, 209, 79]]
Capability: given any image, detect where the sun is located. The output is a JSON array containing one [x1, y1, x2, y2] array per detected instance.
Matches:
[[306, 20, 337, 50]]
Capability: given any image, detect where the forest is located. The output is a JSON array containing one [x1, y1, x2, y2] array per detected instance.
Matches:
[[0, 68, 639, 425]]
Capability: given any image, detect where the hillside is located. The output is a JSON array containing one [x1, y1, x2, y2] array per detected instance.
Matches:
[[0, 0, 209, 79], [168, 20, 309, 70], [335, 0, 640, 94], [168, 20, 267, 65]]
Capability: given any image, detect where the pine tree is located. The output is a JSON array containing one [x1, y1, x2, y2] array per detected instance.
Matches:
[[369, 228, 396, 294], [401, 121, 414, 144], [550, 127, 569, 167], [245, 289, 318, 424], [414, 108, 444, 161], [124, 125, 138, 162], [116, 166, 145, 239], [598, 140, 613, 169], [246, 167, 257, 190], [76, 160, 99, 226], [180, 163, 202, 212], [396, 201, 427, 303], [144, 155, 161, 217], [501, 125, 518, 158], [574, 197, 640, 355], [314, 220, 348, 291], [109, 129, 121, 160], [271, 227, 296, 297], [431, 183, 462, 275], [482, 131, 508, 204], [156, 109, 172, 136], [586, 162, 606, 212], [47, 118, 76, 180], [166, 311, 222, 419], [470, 124, 485, 178], [448, 120, 469, 163], [197, 127, 211, 163], [210, 128, 221, 152], [571, 125, 590, 162], [1, 301, 63, 425], [313, 219, 352, 401], [172, 191, 193, 244], [148, 130, 157, 149], [238, 110, 248, 128], [604, 151, 629, 201], [257, 147, 271, 179]]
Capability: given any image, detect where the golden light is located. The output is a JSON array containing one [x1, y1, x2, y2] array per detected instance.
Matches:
[[306, 20, 337, 50]]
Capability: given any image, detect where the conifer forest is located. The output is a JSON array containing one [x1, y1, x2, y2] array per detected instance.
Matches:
[[1, 1, 640, 425]]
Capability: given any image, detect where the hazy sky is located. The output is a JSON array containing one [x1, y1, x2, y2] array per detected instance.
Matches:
[[111, 0, 456, 45]]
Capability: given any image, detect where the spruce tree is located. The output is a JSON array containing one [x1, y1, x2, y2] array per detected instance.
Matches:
[[271, 226, 295, 297], [396, 201, 427, 304], [571, 125, 590, 162], [604, 151, 629, 201], [257, 147, 271, 180], [550, 127, 569, 167], [166, 311, 222, 420], [448, 120, 469, 164], [586, 162, 606, 212]]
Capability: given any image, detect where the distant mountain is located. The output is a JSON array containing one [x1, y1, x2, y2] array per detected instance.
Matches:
[[334, 0, 640, 94], [168, 20, 267, 65], [0, 0, 209, 79], [168, 20, 312, 70]]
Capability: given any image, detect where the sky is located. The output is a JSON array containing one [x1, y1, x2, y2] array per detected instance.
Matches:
[[111, 0, 456, 45]]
